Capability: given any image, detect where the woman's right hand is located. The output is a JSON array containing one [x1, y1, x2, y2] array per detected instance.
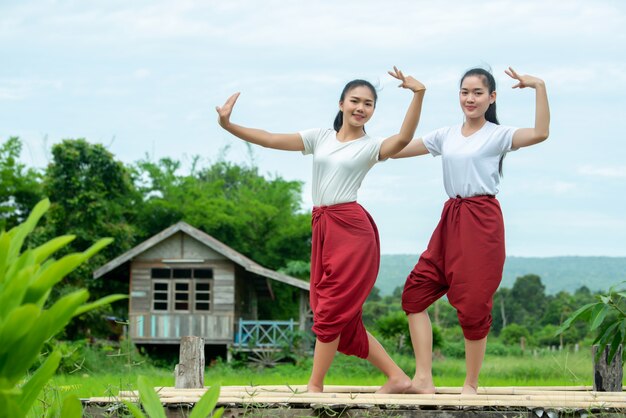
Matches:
[[216, 92, 241, 128], [388, 66, 426, 93]]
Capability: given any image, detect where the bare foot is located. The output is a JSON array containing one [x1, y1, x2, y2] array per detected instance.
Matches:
[[307, 383, 323, 393], [376, 374, 418, 394], [411, 376, 436, 394], [460, 383, 477, 395]]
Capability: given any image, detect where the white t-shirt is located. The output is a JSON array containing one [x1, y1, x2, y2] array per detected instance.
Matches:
[[423, 122, 518, 198], [300, 128, 384, 206]]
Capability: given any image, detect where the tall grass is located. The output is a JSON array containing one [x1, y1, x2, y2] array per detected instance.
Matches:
[[43, 348, 601, 399]]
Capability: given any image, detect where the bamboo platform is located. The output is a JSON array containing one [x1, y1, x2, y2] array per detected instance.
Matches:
[[84, 385, 626, 417]]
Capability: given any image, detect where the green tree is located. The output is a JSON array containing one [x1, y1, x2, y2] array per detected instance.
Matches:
[[135, 157, 312, 320], [39, 139, 140, 338], [509, 274, 548, 332], [135, 158, 311, 271], [500, 323, 532, 347], [0, 137, 43, 230], [491, 287, 512, 335], [366, 286, 382, 302]]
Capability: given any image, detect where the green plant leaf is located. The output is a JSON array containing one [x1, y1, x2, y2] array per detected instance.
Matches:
[[0, 263, 39, 319], [189, 385, 220, 418], [0, 314, 52, 384], [0, 304, 40, 356], [589, 304, 610, 331], [23, 254, 90, 305], [73, 294, 128, 317], [4, 199, 49, 265], [1, 292, 87, 381], [593, 321, 616, 345], [31, 235, 75, 265], [18, 351, 62, 414], [58, 394, 83, 418], [607, 330, 623, 365], [42, 290, 90, 340], [0, 233, 12, 284], [24, 238, 112, 305], [122, 400, 147, 418], [0, 393, 25, 418], [555, 302, 597, 335], [137, 376, 167, 418]]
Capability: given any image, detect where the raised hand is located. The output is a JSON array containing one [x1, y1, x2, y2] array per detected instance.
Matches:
[[216, 92, 241, 127], [505, 67, 545, 89], [388, 66, 426, 93]]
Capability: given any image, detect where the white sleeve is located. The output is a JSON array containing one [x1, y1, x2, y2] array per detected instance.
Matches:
[[497, 125, 519, 153], [422, 127, 446, 157], [374, 137, 386, 162], [299, 128, 324, 155]]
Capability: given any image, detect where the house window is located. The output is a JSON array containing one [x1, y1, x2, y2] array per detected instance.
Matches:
[[153, 281, 169, 311], [174, 281, 190, 311], [195, 281, 211, 311], [150, 268, 213, 313]]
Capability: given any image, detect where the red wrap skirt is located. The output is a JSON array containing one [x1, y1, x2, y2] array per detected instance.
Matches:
[[310, 201, 379, 359], [402, 195, 505, 340]]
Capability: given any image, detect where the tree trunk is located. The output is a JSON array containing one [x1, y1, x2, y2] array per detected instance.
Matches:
[[175, 336, 205, 389], [592, 344, 623, 392]]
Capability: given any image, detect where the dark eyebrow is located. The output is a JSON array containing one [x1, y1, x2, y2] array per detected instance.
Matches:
[[348, 94, 374, 103]]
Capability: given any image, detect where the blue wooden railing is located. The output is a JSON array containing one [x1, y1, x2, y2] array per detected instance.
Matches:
[[234, 319, 297, 348]]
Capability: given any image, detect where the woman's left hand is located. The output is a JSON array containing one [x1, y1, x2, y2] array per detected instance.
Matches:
[[505, 67, 545, 89], [388, 66, 426, 93]]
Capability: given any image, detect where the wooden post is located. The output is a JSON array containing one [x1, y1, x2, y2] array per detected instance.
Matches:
[[175, 336, 205, 389], [592, 344, 623, 392]]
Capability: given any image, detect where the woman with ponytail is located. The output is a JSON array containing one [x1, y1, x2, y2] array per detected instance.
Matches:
[[394, 67, 550, 395], [217, 67, 426, 393]]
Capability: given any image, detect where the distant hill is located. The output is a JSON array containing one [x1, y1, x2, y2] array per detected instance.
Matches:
[[376, 255, 626, 296]]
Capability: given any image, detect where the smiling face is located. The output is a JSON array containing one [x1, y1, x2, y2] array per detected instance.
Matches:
[[339, 85, 376, 129], [459, 75, 496, 121]]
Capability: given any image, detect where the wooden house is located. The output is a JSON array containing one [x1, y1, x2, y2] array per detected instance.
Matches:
[[94, 222, 312, 355]]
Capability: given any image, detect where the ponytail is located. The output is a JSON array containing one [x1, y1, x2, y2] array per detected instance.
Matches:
[[333, 110, 344, 132]]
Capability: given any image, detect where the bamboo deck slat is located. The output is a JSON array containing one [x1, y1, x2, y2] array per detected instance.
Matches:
[[86, 385, 626, 412]]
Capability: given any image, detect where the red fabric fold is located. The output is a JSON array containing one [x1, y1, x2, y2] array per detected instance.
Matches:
[[402, 195, 505, 340], [310, 201, 379, 358]]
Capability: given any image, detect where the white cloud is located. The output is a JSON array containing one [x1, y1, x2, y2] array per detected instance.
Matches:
[[3, 0, 624, 50], [2, 0, 626, 257], [579, 165, 626, 178], [516, 179, 579, 195], [0, 78, 63, 101], [134, 69, 151, 79]]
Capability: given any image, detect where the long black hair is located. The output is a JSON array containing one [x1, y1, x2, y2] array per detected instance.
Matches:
[[460, 68, 505, 175], [333, 79, 378, 132]]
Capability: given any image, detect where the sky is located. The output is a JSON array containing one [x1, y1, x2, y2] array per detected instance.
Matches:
[[1, 0, 625, 257]]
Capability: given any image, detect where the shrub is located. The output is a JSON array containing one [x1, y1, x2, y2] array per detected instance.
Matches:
[[557, 282, 626, 363], [500, 324, 532, 347], [0, 199, 126, 417]]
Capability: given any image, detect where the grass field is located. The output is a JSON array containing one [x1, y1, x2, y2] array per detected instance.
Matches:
[[43, 349, 598, 398], [29, 348, 617, 416]]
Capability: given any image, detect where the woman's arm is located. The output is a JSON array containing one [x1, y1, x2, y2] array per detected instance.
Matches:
[[378, 67, 426, 160], [505, 68, 550, 149], [391, 137, 430, 158], [216, 92, 305, 151]]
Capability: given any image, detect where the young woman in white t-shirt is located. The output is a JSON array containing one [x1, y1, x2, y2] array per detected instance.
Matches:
[[394, 67, 550, 395], [216, 67, 426, 393]]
